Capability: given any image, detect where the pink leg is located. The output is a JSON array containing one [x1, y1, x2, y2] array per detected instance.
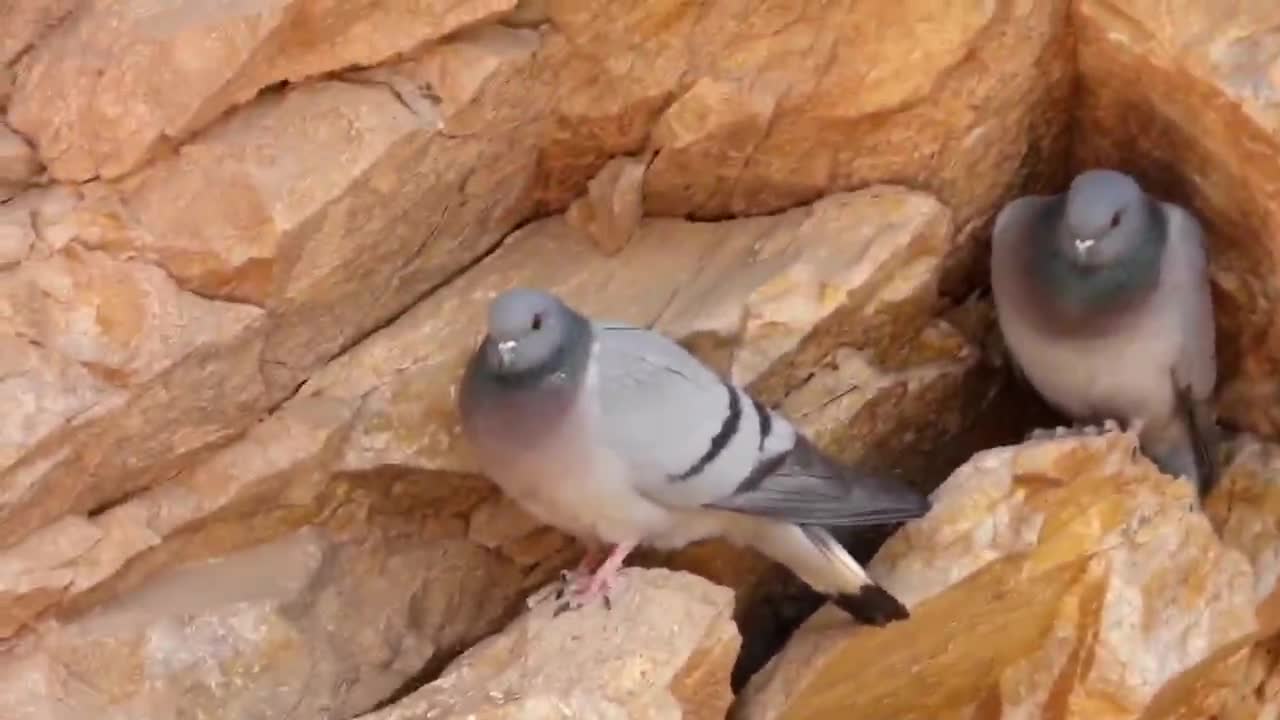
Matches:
[[583, 542, 635, 595], [558, 545, 606, 596], [560, 541, 637, 611]]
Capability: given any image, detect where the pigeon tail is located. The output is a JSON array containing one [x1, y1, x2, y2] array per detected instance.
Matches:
[[832, 584, 910, 626]]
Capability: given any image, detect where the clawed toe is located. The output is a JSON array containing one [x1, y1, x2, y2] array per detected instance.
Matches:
[[555, 568, 592, 599], [1026, 420, 1123, 442], [1025, 427, 1057, 442], [551, 587, 614, 616], [546, 542, 632, 616], [1027, 425, 1073, 441], [550, 573, 619, 615]]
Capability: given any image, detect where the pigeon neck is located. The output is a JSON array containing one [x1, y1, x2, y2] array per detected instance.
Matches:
[[1027, 196, 1167, 335]]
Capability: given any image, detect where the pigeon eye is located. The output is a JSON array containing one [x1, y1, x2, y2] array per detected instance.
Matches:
[[1109, 211, 1122, 229], [531, 313, 543, 331]]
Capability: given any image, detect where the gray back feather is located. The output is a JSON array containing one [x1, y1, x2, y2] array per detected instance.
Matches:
[[592, 323, 930, 526], [592, 322, 761, 508]]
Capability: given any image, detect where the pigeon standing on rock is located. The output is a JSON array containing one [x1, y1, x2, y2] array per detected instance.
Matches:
[[457, 288, 932, 625], [990, 168, 1220, 499]]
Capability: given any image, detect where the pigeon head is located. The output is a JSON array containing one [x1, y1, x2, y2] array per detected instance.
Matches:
[[481, 288, 581, 379], [1026, 168, 1168, 325], [1057, 169, 1149, 269]]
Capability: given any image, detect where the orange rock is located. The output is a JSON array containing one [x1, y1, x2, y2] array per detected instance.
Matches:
[[544, 0, 1072, 230], [0, 0, 1072, 600], [0, 0, 80, 66], [0, 123, 40, 199], [354, 568, 740, 720], [566, 153, 649, 255], [7, 0, 517, 180], [0, 28, 545, 551], [0, 186, 976, 657], [0, 523, 536, 719], [739, 429, 1261, 720]]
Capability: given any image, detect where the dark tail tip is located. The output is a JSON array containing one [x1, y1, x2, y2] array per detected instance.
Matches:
[[832, 584, 910, 626], [915, 491, 934, 515]]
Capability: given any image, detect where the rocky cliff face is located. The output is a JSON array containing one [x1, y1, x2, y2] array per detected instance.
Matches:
[[1, 1, 1279, 718]]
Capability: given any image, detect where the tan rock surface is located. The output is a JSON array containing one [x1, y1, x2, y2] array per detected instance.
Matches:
[[0, 122, 40, 199], [565, 153, 649, 255], [355, 567, 740, 720], [0, 186, 976, 651], [8, 0, 1073, 229], [1142, 435, 1280, 720], [0, 0, 81, 66], [0, 521, 532, 720], [1071, 0, 1280, 436], [0, 26, 544, 551], [317, 185, 955, 476], [0, 66, 12, 109], [6, 0, 516, 181], [739, 428, 1263, 720], [546, 0, 1072, 236]]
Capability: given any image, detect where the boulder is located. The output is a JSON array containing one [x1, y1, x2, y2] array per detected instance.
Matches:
[[737, 428, 1276, 720], [7, 0, 516, 180], [0, 122, 40, 199], [354, 567, 740, 720], [0, 185, 978, 648], [0, 27, 544, 551], [0, 523, 532, 720]]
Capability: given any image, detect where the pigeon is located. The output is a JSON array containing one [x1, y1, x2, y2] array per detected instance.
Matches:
[[990, 168, 1220, 499], [456, 288, 933, 625]]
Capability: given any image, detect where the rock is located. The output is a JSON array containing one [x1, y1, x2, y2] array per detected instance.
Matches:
[[0, 123, 40, 199], [0, 186, 973, 648], [624, 0, 1071, 234], [6, 0, 518, 180], [0, 26, 546, 552], [0, 0, 1075, 638], [566, 153, 649, 255], [504, 0, 548, 27], [8, 0, 1072, 238], [738, 428, 1262, 720], [1216, 634, 1280, 720], [0, 523, 531, 720], [0, 244, 266, 545], [308, 185, 954, 479], [355, 567, 740, 720], [1205, 435, 1280, 629], [1071, 0, 1280, 436], [0, 66, 12, 109], [1162, 435, 1280, 720], [2, 247, 261, 385], [779, 319, 985, 466], [0, 0, 81, 66], [355, 23, 541, 121], [0, 201, 35, 268]]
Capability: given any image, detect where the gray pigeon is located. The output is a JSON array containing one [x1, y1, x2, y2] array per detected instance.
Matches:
[[457, 288, 932, 625], [990, 168, 1220, 499]]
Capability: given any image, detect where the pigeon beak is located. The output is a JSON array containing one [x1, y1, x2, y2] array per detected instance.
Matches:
[[495, 339, 518, 369], [1072, 237, 1097, 264]]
